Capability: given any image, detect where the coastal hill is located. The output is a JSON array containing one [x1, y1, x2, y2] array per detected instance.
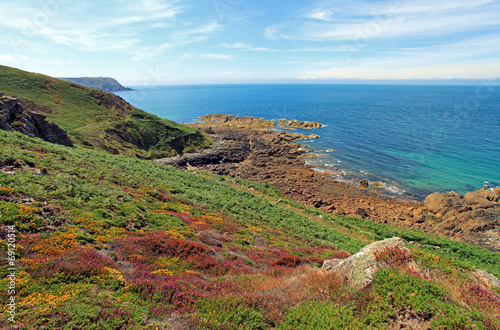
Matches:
[[58, 76, 133, 92], [0, 65, 211, 158]]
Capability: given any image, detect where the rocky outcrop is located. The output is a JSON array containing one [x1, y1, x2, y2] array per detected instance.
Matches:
[[198, 114, 276, 130], [278, 118, 323, 129], [424, 189, 500, 252], [473, 269, 500, 288], [90, 90, 135, 118], [156, 128, 252, 167], [0, 95, 73, 147], [197, 114, 323, 132], [322, 237, 418, 289]]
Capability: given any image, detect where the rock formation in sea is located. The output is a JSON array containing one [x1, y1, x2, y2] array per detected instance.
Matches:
[[198, 114, 322, 137], [278, 118, 322, 129]]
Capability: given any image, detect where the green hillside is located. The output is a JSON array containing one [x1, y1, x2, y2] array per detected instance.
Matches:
[[58, 77, 133, 92], [0, 65, 211, 158], [1, 130, 499, 329]]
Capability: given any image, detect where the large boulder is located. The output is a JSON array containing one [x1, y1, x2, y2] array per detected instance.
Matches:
[[473, 269, 500, 288], [424, 192, 471, 218], [322, 237, 417, 289], [464, 189, 498, 208]]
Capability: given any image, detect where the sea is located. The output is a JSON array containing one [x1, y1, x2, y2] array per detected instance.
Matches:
[[115, 84, 500, 201]]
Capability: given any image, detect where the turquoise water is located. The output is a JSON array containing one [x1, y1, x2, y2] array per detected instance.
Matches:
[[116, 84, 500, 200]]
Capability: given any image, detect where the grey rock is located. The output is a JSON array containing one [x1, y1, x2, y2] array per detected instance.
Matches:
[[474, 269, 500, 288], [0, 96, 73, 147], [322, 237, 417, 289]]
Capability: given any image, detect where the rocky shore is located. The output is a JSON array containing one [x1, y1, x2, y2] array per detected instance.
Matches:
[[157, 115, 500, 252]]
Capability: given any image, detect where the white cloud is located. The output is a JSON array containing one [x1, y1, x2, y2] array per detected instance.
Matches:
[[305, 9, 335, 21], [219, 42, 252, 49], [183, 53, 233, 60], [217, 42, 276, 52]]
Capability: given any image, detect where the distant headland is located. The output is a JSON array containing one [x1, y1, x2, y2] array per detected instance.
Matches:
[[58, 77, 134, 92]]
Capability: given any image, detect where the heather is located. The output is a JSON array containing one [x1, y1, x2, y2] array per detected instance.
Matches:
[[0, 130, 499, 329]]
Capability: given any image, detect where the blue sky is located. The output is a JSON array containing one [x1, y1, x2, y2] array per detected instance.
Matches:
[[1, 0, 500, 85]]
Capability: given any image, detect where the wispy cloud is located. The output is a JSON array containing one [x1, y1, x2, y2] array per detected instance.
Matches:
[[1, 0, 219, 57], [183, 53, 233, 60], [217, 43, 276, 52], [268, 0, 500, 41]]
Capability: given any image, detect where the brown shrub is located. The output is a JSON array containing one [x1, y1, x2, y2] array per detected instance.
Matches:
[[272, 255, 302, 268]]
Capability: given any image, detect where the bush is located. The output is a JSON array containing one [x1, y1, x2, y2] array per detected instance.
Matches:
[[25, 247, 116, 283], [195, 297, 265, 330]]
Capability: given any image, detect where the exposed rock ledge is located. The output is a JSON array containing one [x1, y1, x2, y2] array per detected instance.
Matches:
[[424, 188, 500, 252], [197, 113, 322, 133], [278, 118, 322, 129], [0, 95, 73, 147]]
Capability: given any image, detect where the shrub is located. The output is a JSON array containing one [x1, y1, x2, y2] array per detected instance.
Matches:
[[278, 301, 365, 329], [272, 255, 303, 268], [194, 297, 265, 330], [113, 233, 211, 264], [374, 245, 412, 268], [24, 247, 116, 283], [0, 201, 43, 231], [373, 268, 447, 319]]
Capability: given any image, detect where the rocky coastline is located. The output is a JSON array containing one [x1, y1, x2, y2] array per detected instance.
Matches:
[[157, 114, 500, 252]]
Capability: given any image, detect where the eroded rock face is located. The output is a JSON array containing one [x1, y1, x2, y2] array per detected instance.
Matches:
[[424, 189, 500, 252], [0, 96, 73, 147], [322, 237, 417, 289]]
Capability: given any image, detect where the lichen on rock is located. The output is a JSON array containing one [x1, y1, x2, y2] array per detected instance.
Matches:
[[322, 237, 419, 289]]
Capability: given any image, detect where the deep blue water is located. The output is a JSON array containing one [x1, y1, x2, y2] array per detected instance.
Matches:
[[116, 84, 500, 200]]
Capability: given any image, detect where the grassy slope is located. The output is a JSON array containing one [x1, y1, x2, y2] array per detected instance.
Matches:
[[1, 130, 499, 329], [0, 65, 211, 158]]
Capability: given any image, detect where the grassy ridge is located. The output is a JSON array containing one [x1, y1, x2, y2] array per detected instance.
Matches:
[[58, 77, 132, 92], [0, 65, 211, 158], [1, 130, 499, 329]]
